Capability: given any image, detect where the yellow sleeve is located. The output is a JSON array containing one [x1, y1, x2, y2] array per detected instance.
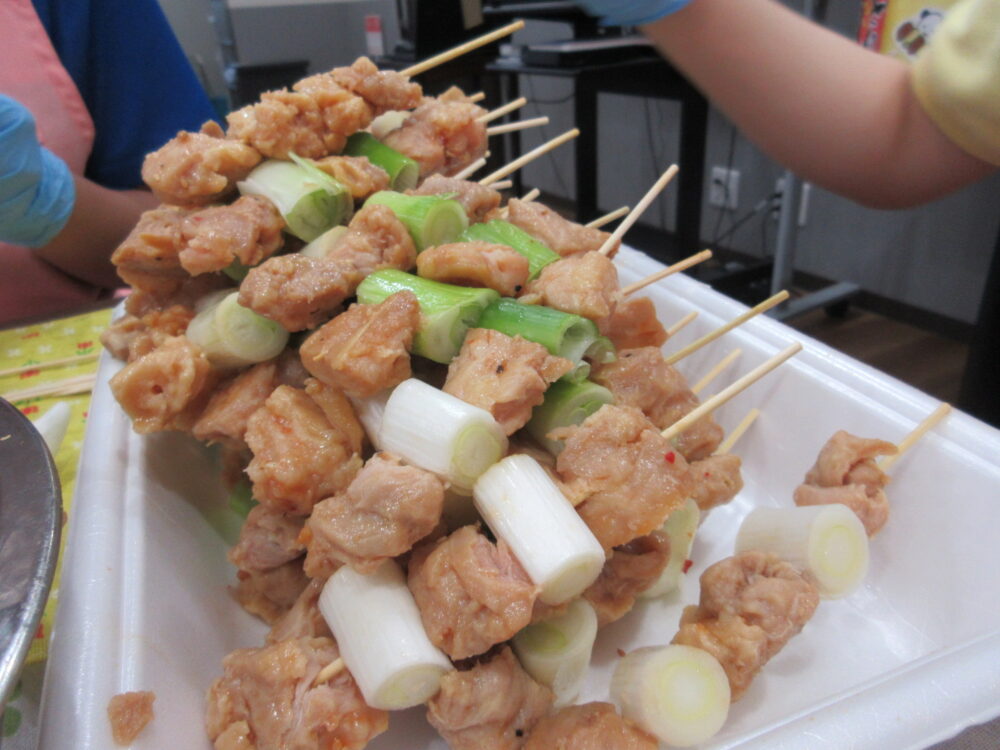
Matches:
[[911, 0, 1000, 165]]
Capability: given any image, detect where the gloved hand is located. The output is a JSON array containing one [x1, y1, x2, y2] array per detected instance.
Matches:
[[575, 0, 693, 26], [0, 94, 75, 247]]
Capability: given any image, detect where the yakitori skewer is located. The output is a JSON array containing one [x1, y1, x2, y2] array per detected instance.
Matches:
[[691, 348, 742, 395], [0, 352, 100, 378], [477, 96, 528, 124], [597, 164, 680, 257], [661, 343, 802, 443], [486, 116, 550, 136], [666, 311, 698, 338], [585, 205, 629, 229], [452, 156, 488, 181], [401, 19, 526, 77], [716, 408, 761, 455], [664, 290, 790, 366], [620, 249, 713, 296], [880, 402, 952, 472], [479, 128, 580, 186]]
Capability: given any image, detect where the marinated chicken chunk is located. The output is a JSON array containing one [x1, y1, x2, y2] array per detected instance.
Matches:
[[302, 378, 365, 457], [408, 525, 539, 659], [266, 579, 333, 644], [314, 155, 390, 200], [673, 550, 820, 700], [302, 452, 444, 577], [443, 329, 573, 435], [244, 384, 363, 515], [409, 175, 502, 223], [523, 702, 657, 750], [417, 242, 530, 297], [206, 637, 388, 750], [583, 531, 670, 627], [506, 198, 618, 258], [689, 454, 744, 513], [328, 56, 422, 114], [553, 405, 692, 551], [592, 347, 724, 461], [794, 430, 897, 535], [229, 504, 306, 572], [300, 291, 420, 399], [111, 205, 191, 294], [179, 195, 285, 276], [427, 647, 553, 750], [234, 559, 309, 624], [109, 336, 218, 433], [520, 251, 621, 327], [101, 304, 196, 362], [239, 255, 353, 331], [192, 360, 281, 446], [384, 95, 488, 178], [107, 691, 155, 746], [599, 296, 668, 351], [123, 273, 232, 318], [142, 121, 261, 206], [325, 203, 418, 281]]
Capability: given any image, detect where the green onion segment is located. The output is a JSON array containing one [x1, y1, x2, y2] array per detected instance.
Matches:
[[513, 599, 598, 707], [343, 132, 419, 191], [300, 225, 349, 259], [526, 379, 615, 455], [460, 219, 559, 278], [364, 191, 468, 251], [641, 498, 701, 599], [186, 291, 289, 368]]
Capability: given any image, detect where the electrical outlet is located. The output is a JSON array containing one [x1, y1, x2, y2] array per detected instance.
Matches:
[[709, 167, 739, 210]]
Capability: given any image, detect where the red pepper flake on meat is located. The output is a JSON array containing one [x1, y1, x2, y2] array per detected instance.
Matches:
[[616, 648, 626, 658], [682, 559, 694, 574], [665, 451, 676, 463]]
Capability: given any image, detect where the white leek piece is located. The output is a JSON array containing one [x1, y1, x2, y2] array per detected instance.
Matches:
[[735, 503, 869, 599], [378, 378, 507, 491], [368, 110, 410, 140], [347, 389, 391, 450], [32, 401, 71, 456], [512, 599, 597, 707], [611, 645, 730, 747], [300, 225, 349, 259], [186, 291, 289, 368], [319, 561, 453, 710], [473, 454, 604, 604], [641, 498, 701, 599]]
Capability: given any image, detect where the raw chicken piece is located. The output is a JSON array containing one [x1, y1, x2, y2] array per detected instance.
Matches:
[[123, 273, 232, 317], [689, 454, 744, 513], [591, 347, 724, 461], [111, 205, 191, 294], [239, 254, 353, 332], [417, 242, 530, 297], [409, 175, 501, 223], [427, 646, 553, 750], [205, 637, 388, 750], [523, 702, 657, 750], [107, 691, 155, 746], [192, 360, 280, 446], [520, 251, 621, 327], [506, 198, 618, 257], [101, 304, 195, 362], [583, 531, 670, 627], [302, 451, 444, 577], [328, 56, 422, 114], [553, 405, 692, 551], [443, 329, 573, 435], [109, 336, 218, 434], [179, 195, 285, 276], [384, 95, 488, 178], [234, 559, 309, 624], [244, 385, 363, 515], [673, 550, 820, 700], [300, 291, 420, 399], [142, 121, 261, 206], [266, 579, 333, 644], [229, 504, 306, 572], [324, 203, 417, 281], [408, 525, 538, 659], [599, 296, 668, 351], [794, 483, 888, 537], [314, 155, 390, 200]]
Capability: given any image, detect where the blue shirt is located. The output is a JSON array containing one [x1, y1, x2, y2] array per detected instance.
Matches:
[[30, 0, 222, 189]]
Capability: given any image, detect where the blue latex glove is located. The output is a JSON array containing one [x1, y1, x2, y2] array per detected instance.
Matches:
[[0, 94, 75, 247], [575, 0, 693, 26]]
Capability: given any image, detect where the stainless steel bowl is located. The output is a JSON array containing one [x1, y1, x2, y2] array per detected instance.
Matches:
[[0, 398, 62, 708]]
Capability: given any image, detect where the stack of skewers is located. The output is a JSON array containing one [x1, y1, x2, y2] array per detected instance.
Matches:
[[96, 21, 954, 750]]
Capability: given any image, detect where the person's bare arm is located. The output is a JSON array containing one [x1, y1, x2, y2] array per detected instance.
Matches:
[[34, 177, 159, 289], [641, 0, 995, 207]]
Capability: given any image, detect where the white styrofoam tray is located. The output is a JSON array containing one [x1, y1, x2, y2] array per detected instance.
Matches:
[[39, 246, 1000, 749]]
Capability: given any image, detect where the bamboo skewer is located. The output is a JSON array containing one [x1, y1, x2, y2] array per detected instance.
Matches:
[[621, 249, 713, 296], [585, 205, 629, 229], [486, 116, 549, 136], [880, 402, 952, 472], [520, 187, 541, 202], [477, 96, 528, 123], [663, 290, 790, 366], [468, 91, 486, 103], [666, 311, 698, 338], [717, 408, 761, 455], [0, 352, 100, 379], [661, 343, 802, 443], [491, 180, 514, 191], [402, 20, 526, 77], [452, 157, 488, 181], [4, 373, 97, 402], [313, 658, 346, 687], [691, 349, 742, 395], [597, 164, 679, 257], [479, 128, 580, 185]]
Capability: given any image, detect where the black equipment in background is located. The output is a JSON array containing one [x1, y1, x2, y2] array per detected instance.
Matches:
[[394, 0, 497, 60]]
